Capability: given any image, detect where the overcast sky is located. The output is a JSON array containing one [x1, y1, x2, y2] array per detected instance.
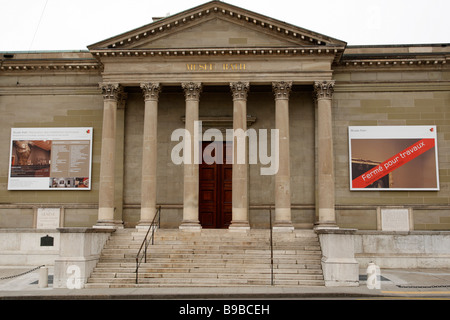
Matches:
[[1, 0, 449, 52]]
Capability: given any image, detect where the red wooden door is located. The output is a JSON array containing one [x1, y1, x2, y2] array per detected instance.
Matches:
[[199, 141, 232, 228]]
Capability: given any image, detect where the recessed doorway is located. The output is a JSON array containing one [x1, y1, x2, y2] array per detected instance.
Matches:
[[199, 141, 232, 228]]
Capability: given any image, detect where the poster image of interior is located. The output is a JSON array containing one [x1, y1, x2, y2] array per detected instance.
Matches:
[[10, 140, 51, 177], [350, 138, 438, 190], [351, 159, 392, 188]]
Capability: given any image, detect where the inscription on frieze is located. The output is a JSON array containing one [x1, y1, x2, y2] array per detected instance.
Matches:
[[186, 63, 247, 72]]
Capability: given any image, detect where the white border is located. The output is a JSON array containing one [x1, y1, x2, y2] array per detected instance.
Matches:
[[8, 127, 93, 191]]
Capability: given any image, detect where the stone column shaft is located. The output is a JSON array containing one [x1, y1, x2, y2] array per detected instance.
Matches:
[[180, 82, 202, 231], [273, 81, 294, 230], [97, 83, 122, 227], [314, 81, 338, 229], [139, 83, 161, 227], [230, 82, 250, 231]]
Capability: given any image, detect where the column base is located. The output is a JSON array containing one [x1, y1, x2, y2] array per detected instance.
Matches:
[[273, 221, 294, 232], [93, 220, 123, 230], [179, 221, 202, 232], [136, 219, 158, 228], [314, 223, 339, 231], [228, 221, 250, 232], [135, 224, 158, 232]]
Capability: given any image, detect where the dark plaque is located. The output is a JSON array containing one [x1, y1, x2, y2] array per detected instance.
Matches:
[[40, 235, 54, 247]]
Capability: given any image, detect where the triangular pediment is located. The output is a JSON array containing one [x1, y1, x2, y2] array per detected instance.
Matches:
[[88, 1, 346, 52], [131, 17, 302, 49]]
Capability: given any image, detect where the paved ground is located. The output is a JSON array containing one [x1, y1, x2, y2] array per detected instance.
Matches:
[[1, 266, 450, 300]]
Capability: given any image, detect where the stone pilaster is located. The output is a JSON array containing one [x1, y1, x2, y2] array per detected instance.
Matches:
[[313, 80, 338, 229], [180, 82, 202, 231], [138, 83, 161, 227], [96, 83, 123, 228], [272, 81, 294, 231], [229, 81, 250, 231]]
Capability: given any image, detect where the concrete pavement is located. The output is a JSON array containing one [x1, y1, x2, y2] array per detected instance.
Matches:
[[1, 266, 450, 299]]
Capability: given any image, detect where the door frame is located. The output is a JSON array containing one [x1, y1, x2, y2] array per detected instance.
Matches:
[[199, 141, 232, 228]]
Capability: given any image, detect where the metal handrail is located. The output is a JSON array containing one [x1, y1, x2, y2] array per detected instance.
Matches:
[[134, 206, 274, 285], [269, 207, 274, 286], [135, 206, 161, 284]]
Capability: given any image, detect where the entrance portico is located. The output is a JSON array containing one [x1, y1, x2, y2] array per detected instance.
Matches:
[[89, 1, 346, 230]]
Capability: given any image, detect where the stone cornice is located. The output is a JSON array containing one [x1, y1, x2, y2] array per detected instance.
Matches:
[[91, 46, 341, 59], [0, 51, 103, 74], [335, 50, 449, 70], [335, 57, 448, 69], [0, 56, 102, 73]]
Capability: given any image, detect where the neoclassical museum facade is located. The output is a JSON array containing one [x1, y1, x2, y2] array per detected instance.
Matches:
[[1, 1, 449, 268]]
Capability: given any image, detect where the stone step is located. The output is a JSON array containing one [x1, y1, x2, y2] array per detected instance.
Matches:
[[88, 273, 324, 283], [104, 239, 320, 246], [100, 248, 321, 256], [108, 250, 320, 257], [91, 267, 323, 277], [105, 240, 319, 249], [121, 230, 317, 239], [109, 229, 318, 236], [136, 257, 323, 265], [87, 228, 325, 288], [95, 260, 322, 268], [87, 278, 270, 286], [102, 246, 322, 254], [85, 278, 325, 288], [99, 257, 322, 265], [88, 271, 324, 282]]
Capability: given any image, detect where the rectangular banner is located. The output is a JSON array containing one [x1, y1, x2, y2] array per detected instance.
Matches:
[[8, 127, 93, 190], [349, 126, 439, 191]]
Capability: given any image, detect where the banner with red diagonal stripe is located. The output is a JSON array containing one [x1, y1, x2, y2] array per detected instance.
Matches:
[[352, 138, 435, 189]]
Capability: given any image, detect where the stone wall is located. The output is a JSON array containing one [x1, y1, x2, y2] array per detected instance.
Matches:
[[0, 61, 103, 228], [0, 50, 448, 230], [333, 66, 450, 230], [354, 231, 450, 268], [0, 229, 60, 265]]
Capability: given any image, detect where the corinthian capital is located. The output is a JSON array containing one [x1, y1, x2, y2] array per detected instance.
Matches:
[[313, 81, 335, 100], [99, 82, 123, 101], [141, 83, 161, 101], [182, 82, 202, 101], [272, 81, 292, 100], [230, 81, 250, 101]]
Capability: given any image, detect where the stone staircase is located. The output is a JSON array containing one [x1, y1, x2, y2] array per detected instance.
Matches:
[[85, 228, 325, 288]]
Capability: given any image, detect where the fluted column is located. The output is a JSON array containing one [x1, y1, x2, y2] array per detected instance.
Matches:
[[314, 80, 338, 229], [138, 83, 161, 227], [180, 82, 202, 231], [272, 81, 294, 231], [229, 81, 250, 231], [96, 83, 123, 228]]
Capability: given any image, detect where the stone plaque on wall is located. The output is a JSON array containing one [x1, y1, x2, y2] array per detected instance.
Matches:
[[36, 208, 61, 229], [380, 208, 411, 231]]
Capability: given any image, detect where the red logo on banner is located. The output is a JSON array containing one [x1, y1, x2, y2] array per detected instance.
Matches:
[[352, 138, 435, 189]]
